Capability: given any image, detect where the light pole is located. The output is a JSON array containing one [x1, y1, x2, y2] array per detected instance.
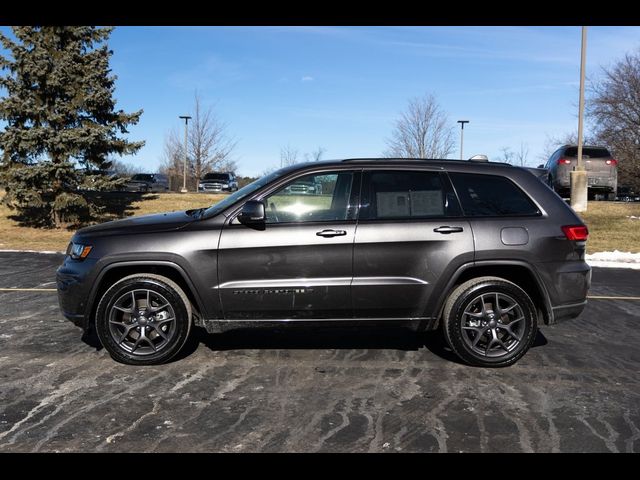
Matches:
[[457, 120, 469, 160], [179, 115, 192, 193], [571, 26, 588, 212]]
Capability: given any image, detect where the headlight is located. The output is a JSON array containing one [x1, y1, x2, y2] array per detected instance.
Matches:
[[223, 184, 229, 188], [67, 242, 92, 260]]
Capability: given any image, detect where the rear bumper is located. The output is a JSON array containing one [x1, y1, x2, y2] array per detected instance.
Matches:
[[535, 260, 591, 324], [552, 299, 588, 323]]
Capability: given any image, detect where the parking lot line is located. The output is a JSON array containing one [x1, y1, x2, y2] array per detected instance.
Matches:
[[587, 295, 640, 300], [0, 288, 57, 292]]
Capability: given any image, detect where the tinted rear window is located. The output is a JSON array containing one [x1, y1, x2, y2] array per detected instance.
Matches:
[[449, 173, 540, 217], [564, 147, 610, 158]]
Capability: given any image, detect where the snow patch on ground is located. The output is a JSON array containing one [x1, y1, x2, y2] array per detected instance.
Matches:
[[585, 250, 640, 270]]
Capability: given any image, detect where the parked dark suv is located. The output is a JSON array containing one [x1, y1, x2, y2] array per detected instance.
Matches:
[[198, 172, 239, 193], [57, 158, 591, 367]]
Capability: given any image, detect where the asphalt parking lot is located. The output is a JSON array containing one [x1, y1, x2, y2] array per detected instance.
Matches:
[[0, 252, 639, 452]]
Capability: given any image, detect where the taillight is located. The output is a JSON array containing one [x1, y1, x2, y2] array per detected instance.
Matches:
[[605, 159, 618, 166], [562, 225, 589, 241], [557, 158, 572, 165]]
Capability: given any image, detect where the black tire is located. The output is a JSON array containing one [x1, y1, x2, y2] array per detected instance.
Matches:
[[442, 276, 538, 367], [95, 273, 192, 365]]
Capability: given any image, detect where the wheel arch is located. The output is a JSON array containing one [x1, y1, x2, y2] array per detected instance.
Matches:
[[86, 261, 207, 331], [430, 260, 554, 328]]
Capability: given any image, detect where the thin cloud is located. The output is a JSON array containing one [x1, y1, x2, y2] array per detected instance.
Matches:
[[301, 76, 314, 82]]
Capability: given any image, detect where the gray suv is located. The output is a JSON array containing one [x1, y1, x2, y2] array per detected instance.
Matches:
[[543, 145, 617, 199], [56, 158, 591, 367]]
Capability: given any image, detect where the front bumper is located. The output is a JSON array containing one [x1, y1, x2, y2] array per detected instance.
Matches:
[[56, 256, 99, 330], [198, 184, 231, 192]]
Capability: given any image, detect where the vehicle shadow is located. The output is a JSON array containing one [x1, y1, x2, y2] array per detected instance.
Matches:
[[176, 325, 549, 366]]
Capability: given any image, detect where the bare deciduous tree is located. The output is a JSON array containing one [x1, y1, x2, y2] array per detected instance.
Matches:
[[588, 51, 640, 190], [304, 146, 327, 162], [160, 92, 238, 190], [280, 144, 299, 167], [498, 147, 515, 165], [516, 142, 530, 166], [384, 93, 455, 159], [190, 92, 237, 179]]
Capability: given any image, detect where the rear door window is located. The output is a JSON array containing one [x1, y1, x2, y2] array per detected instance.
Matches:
[[449, 173, 540, 217], [359, 170, 461, 220]]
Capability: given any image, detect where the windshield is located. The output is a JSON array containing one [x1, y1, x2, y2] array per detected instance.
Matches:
[[203, 173, 231, 181], [132, 174, 153, 181], [203, 169, 288, 218]]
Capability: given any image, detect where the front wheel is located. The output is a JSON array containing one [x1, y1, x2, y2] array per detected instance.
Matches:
[[95, 274, 192, 365], [442, 276, 538, 367]]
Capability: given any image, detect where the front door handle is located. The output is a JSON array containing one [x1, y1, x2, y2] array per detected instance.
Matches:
[[434, 226, 464, 234], [316, 229, 347, 237]]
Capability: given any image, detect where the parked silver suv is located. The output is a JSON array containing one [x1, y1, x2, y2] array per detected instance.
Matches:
[[543, 145, 617, 199], [57, 158, 591, 367]]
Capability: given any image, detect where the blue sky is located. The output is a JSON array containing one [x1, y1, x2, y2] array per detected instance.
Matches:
[[2, 26, 640, 176]]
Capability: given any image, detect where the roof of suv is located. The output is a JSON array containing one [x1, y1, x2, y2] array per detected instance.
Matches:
[[278, 158, 514, 172]]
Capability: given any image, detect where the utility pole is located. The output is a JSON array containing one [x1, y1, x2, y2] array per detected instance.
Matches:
[[571, 26, 588, 212], [179, 115, 192, 193], [457, 120, 469, 160]]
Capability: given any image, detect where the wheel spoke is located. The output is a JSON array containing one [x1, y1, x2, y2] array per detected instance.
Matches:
[[130, 291, 137, 311], [472, 327, 490, 347], [501, 304, 517, 314], [150, 302, 170, 313], [496, 336, 510, 352], [113, 305, 133, 314], [150, 324, 168, 341], [498, 322, 523, 342], [485, 336, 495, 356], [155, 317, 175, 327], [118, 324, 138, 344], [146, 289, 151, 309]]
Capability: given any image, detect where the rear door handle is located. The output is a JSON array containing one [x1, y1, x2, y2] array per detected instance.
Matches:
[[316, 229, 347, 237], [433, 226, 464, 234]]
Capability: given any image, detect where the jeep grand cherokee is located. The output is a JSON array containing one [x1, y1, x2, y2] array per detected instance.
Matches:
[[57, 158, 591, 367]]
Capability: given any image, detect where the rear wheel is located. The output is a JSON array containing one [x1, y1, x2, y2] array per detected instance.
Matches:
[[442, 276, 538, 367], [95, 274, 192, 365]]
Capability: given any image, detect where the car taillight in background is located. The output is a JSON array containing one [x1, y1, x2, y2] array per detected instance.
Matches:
[[605, 159, 618, 166], [557, 158, 572, 165], [562, 225, 589, 241]]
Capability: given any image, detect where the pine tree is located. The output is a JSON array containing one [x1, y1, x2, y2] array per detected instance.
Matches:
[[0, 26, 144, 227]]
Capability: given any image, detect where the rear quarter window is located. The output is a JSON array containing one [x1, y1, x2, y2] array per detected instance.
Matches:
[[449, 172, 540, 217]]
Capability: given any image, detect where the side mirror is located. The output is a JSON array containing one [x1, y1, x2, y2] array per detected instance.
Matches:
[[237, 200, 265, 225], [537, 164, 544, 169]]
